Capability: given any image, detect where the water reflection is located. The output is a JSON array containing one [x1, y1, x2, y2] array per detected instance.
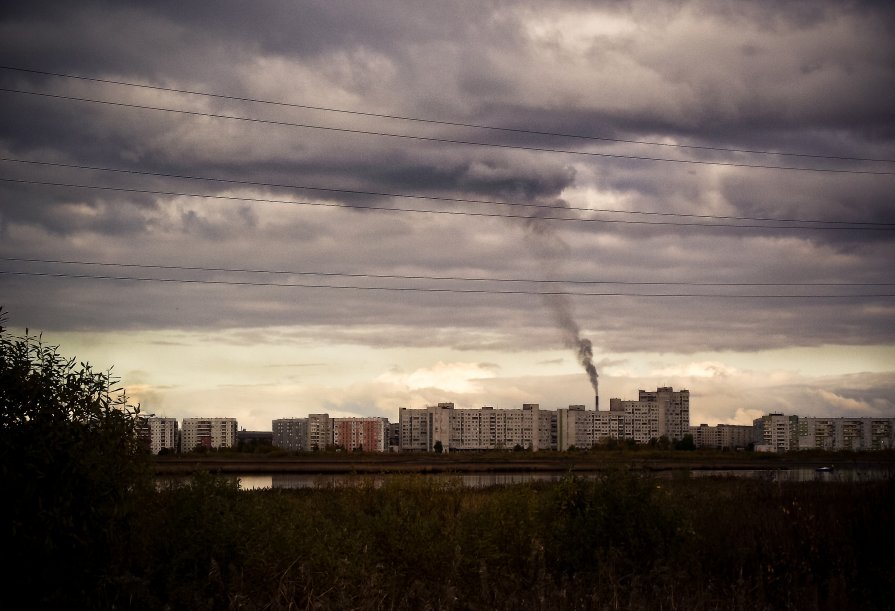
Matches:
[[171, 467, 895, 491]]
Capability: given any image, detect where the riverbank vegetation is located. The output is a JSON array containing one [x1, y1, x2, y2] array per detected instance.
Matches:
[[41, 471, 895, 610]]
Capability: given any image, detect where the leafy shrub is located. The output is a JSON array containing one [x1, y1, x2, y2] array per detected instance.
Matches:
[[0, 310, 152, 607]]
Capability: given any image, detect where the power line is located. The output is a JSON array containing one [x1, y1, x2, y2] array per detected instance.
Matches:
[[3, 64, 893, 165], [2, 269, 890, 298], [6, 257, 891, 288], [4, 86, 894, 176], [3, 163, 893, 231]]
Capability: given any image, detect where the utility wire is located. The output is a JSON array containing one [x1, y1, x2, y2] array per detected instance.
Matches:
[[3, 163, 893, 231], [6, 257, 891, 287], [2, 269, 890, 298], [3, 65, 893, 164], [3, 87, 894, 176]]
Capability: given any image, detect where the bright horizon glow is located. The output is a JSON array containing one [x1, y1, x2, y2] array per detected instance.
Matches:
[[10, 325, 892, 430]]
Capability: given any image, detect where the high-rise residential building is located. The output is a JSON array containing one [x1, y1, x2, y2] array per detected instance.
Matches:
[[753, 413, 798, 452], [276, 414, 385, 451], [398, 406, 432, 452], [180, 417, 237, 452], [557, 407, 630, 450], [272, 418, 309, 451], [397, 388, 691, 453], [753, 414, 895, 452], [609, 387, 690, 443], [332, 417, 388, 452], [308, 413, 332, 451], [136, 416, 179, 455], [401, 402, 543, 452], [797, 417, 895, 451], [689, 423, 755, 450]]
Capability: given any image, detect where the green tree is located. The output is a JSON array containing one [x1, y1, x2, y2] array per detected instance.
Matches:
[[434, 440, 444, 454], [675, 434, 697, 451], [0, 309, 152, 607]]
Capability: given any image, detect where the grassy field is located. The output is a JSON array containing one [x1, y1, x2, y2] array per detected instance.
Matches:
[[83, 467, 895, 610]]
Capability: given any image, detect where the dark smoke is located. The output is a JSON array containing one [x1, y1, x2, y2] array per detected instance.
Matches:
[[544, 293, 599, 394], [525, 205, 599, 394]]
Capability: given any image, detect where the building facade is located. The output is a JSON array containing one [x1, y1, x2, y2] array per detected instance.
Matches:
[[689, 423, 755, 450], [608, 387, 690, 443], [180, 417, 238, 452], [401, 403, 544, 452], [136, 416, 179, 455], [332, 417, 388, 452], [797, 417, 895, 451], [753, 413, 799, 452], [272, 418, 310, 451], [397, 388, 690, 452]]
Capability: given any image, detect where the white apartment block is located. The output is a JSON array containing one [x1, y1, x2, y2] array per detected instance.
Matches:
[[398, 388, 690, 452], [137, 416, 179, 455], [639, 387, 690, 441], [689, 423, 755, 450], [402, 402, 543, 452], [557, 407, 630, 450], [797, 417, 895, 451], [753, 413, 798, 452], [308, 413, 332, 451], [449, 406, 499, 451], [608, 387, 690, 443], [754, 414, 895, 453], [180, 417, 237, 452], [399, 406, 432, 452]]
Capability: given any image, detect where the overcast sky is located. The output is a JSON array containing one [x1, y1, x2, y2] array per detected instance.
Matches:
[[2, 0, 893, 430]]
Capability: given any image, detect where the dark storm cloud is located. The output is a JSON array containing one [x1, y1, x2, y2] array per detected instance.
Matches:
[[0, 0, 893, 362]]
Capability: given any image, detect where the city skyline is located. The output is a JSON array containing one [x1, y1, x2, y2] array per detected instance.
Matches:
[[2, 1, 893, 431]]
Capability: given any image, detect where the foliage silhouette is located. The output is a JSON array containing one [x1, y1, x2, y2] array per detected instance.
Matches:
[[0, 308, 152, 607]]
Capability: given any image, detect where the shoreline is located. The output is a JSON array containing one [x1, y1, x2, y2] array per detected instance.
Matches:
[[152, 453, 895, 475]]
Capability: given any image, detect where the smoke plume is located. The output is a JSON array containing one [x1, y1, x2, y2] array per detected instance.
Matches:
[[525, 206, 599, 394], [544, 293, 599, 393]]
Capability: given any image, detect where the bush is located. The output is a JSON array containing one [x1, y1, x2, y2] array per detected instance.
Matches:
[[0, 309, 152, 607]]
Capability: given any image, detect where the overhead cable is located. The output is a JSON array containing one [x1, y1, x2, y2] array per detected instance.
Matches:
[[2, 65, 892, 164], [2, 269, 892, 298], [6, 257, 892, 287], [2, 164, 892, 231], [3, 87, 893, 176]]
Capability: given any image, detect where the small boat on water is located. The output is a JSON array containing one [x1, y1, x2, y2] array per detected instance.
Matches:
[[815, 466, 834, 473]]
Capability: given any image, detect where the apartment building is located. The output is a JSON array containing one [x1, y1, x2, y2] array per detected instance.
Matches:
[[136, 416, 179, 455], [753, 413, 799, 452], [272, 418, 310, 451], [797, 417, 895, 451], [273, 414, 387, 452], [180, 417, 238, 452], [401, 402, 543, 452], [609, 387, 690, 443], [308, 413, 332, 451], [557, 407, 630, 450], [332, 417, 388, 452], [396, 388, 691, 452], [689, 423, 755, 450]]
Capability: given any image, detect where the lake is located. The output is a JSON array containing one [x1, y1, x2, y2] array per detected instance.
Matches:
[[158, 466, 895, 490]]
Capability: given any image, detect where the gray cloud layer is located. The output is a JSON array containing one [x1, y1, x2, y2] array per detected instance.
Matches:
[[2, 0, 894, 359]]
